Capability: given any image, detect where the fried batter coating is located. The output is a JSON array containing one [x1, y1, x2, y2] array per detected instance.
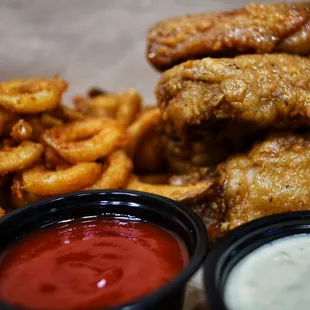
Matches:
[[147, 2, 310, 70], [215, 133, 310, 232], [156, 54, 310, 134], [159, 121, 252, 174]]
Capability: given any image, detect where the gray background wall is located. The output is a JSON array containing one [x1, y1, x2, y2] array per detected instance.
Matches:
[[0, 0, 291, 103]]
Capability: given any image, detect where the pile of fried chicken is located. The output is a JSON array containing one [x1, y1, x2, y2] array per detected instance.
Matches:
[[147, 2, 310, 240]]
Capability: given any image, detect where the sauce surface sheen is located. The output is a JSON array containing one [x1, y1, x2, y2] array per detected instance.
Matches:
[[0, 217, 188, 310]]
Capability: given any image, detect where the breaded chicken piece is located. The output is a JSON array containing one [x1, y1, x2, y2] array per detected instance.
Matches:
[[159, 121, 258, 174], [214, 133, 310, 232], [156, 54, 310, 134], [147, 2, 310, 70]]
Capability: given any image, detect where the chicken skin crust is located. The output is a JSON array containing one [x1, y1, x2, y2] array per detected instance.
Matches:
[[147, 2, 310, 70], [215, 133, 310, 231], [156, 54, 310, 134]]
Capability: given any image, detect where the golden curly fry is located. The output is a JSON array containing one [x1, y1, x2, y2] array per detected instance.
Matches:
[[0, 108, 18, 137], [26, 117, 46, 141], [44, 146, 69, 170], [169, 168, 210, 185], [56, 105, 84, 121], [10, 191, 40, 208], [10, 119, 33, 141], [126, 108, 161, 158], [0, 141, 43, 175], [41, 118, 125, 164], [41, 113, 64, 128], [0, 77, 67, 114], [116, 89, 142, 127], [73, 96, 89, 114], [134, 129, 163, 172], [87, 150, 133, 190], [41, 105, 84, 127], [22, 162, 102, 196], [125, 174, 213, 202], [0, 207, 4, 217], [0, 139, 14, 150], [10, 176, 41, 208], [139, 174, 171, 185], [86, 95, 121, 117]]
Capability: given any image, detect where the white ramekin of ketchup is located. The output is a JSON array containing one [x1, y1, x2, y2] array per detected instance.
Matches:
[[0, 190, 208, 310]]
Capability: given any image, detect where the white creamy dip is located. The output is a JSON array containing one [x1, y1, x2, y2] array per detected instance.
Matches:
[[224, 234, 310, 310]]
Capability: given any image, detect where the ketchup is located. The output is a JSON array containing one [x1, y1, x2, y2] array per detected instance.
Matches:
[[0, 218, 188, 310]]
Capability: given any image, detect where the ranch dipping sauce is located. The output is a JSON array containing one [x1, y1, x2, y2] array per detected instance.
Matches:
[[224, 234, 310, 310]]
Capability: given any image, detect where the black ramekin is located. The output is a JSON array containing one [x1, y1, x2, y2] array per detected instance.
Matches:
[[0, 190, 208, 310], [203, 211, 310, 310]]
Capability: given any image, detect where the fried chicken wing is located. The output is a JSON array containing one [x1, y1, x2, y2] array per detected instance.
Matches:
[[147, 2, 310, 70], [156, 54, 310, 134], [159, 121, 256, 174], [214, 133, 310, 232]]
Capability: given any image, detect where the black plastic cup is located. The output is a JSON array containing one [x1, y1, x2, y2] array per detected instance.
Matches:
[[0, 190, 208, 310], [203, 211, 310, 310]]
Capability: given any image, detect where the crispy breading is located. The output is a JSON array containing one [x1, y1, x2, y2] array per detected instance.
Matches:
[[214, 133, 310, 232], [277, 19, 310, 54], [147, 2, 310, 70], [159, 121, 252, 174], [156, 54, 310, 134]]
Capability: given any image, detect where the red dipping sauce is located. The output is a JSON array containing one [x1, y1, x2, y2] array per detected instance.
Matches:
[[0, 218, 188, 310]]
